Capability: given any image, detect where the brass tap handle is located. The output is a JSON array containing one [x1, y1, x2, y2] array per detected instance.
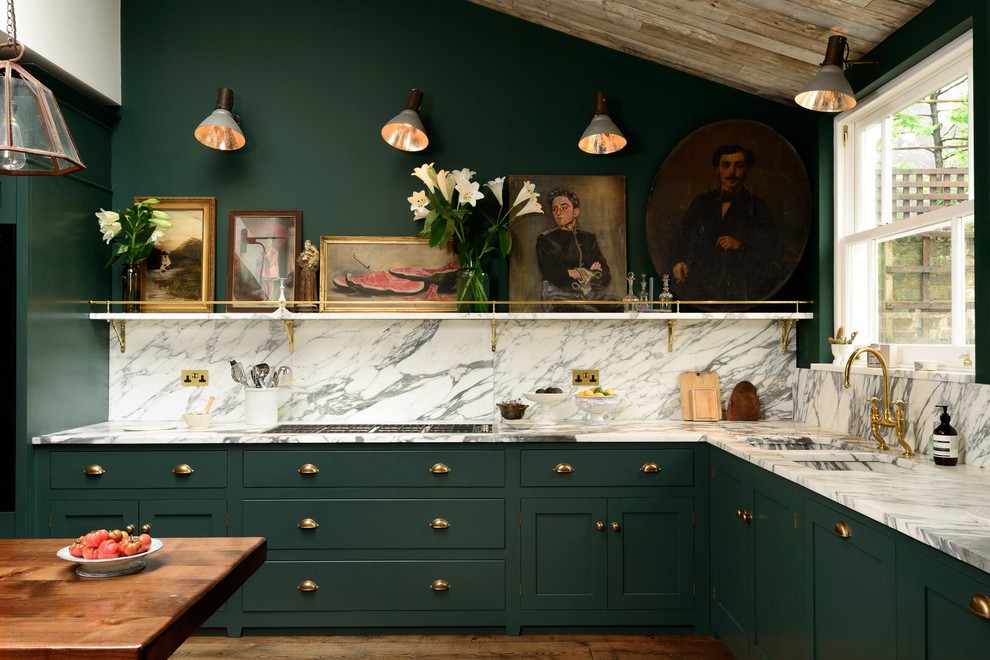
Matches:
[[429, 579, 451, 591], [742, 511, 754, 524], [298, 463, 320, 475], [298, 518, 319, 529], [83, 464, 106, 476], [595, 521, 606, 532], [140, 524, 151, 534], [834, 521, 852, 539], [297, 580, 319, 592], [429, 518, 451, 529], [893, 400, 914, 456], [172, 464, 194, 475], [969, 594, 990, 620], [611, 521, 621, 532], [429, 463, 451, 474], [960, 353, 973, 367], [639, 462, 661, 473], [553, 463, 575, 474]]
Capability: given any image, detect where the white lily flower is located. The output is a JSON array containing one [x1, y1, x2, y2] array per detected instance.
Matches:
[[149, 214, 172, 229], [436, 170, 456, 203], [516, 197, 544, 217], [98, 218, 121, 243], [485, 177, 505, 206], [452, 168, 476, 188], [412, 162, 437, 193], [408, 190, 430, 220], [96, 208, 119, 224], [455, 178, 484, 207], [511, 181, 538, 208], [147, 227, 167, 244]]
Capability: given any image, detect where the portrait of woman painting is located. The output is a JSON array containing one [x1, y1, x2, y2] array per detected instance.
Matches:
[[644, 119, 811, 311], [507, 175, 626, 313]]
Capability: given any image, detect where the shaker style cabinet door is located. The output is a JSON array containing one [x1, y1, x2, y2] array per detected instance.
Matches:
[[50, 500, 140, 537]]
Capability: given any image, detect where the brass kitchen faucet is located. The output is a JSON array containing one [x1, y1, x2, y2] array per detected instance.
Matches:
[[842, 346, 914, 456]]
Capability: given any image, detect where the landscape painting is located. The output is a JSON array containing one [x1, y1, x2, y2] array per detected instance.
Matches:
[[319, 236, 458, 312]]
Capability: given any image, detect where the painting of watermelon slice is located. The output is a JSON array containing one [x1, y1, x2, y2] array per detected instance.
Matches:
[[388, 261, 458, 291], [346, 271, 425, 295]]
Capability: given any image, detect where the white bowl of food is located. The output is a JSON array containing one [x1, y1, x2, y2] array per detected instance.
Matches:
[[574, 393, 620, 425], [523, 389, 570, 423]]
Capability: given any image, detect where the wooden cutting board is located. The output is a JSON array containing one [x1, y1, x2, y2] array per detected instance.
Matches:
[[679, 371, 721, 421]]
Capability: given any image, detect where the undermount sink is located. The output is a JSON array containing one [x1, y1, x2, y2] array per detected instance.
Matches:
[[743, 436, 864, 451], [790, 455, 921, 474]]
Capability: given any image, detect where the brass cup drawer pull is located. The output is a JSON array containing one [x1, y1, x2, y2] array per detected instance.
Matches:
[[429, 463, 451, 474], [172, 464, 194, 475], [429, 579, 451, 591], [970, 594, 990, 620], [429, 518, 451, 530], [640, 462, 661, 473], [834, 521, 852, 539], [83, 464, 106, 476], [595, 521, 606, 532], [298, 463, 320, 475], [611, 521, 621, 532], [297, 580, 320, 592], [298, 518, 319, 530], [553, 463, 575, 474]]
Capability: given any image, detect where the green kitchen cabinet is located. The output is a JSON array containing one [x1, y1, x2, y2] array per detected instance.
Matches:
[[805, 497, 897, 660], [710, 450, 803, 660], [49, 498, 226, 538], [898, 542, 990, 659]]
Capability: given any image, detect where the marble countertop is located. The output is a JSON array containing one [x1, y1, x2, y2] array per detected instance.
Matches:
[[35, 419, 990, 575]]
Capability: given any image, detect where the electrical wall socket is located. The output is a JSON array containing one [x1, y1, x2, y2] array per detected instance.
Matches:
[[571, 369, 600, 387], [181, 370, 209, 386]]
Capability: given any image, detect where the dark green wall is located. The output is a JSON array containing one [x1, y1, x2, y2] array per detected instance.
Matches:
[[114, 0, 819, 328]]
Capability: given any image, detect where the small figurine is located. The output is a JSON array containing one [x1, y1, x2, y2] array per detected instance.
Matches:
[[623, 272, 638, 312], [658, 273, 675, 312], [296, 239, 320, 310], [639, 273, 649, 302]]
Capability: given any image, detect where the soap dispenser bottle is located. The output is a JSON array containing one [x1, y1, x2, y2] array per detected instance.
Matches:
[[931, 405, 959, 466]]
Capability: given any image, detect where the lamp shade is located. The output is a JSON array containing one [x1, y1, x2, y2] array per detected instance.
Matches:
[[381, 89, 428, 152], [578, 91, 626, 154], [0, 56, 84, 175], [194, 87, 245, 151], [795, 35, 857, 112]]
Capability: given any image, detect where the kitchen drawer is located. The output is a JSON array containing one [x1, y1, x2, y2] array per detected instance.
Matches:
[[243, 449, 505, 488], [243, 498, 504, 549], [50, 451, 227, 489], [243, 560, 505, 612], [520, 448, 693, 487]]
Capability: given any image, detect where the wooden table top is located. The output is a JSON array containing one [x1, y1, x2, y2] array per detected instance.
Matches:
[[0, 536, 267, 660]]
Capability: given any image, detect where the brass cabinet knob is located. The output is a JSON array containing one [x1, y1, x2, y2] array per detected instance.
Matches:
[[429, 463, 451, 474], [742, 511, 754, 524], [595, 521, 606, 532], [172, 463, 194, 475], [83, 464, 105, 476], [640, 462, 661, 473], [124, 524, 135, 534], [969, 594, 990, 620], [834, 521, 852, 539], [140, 524, 151, 534], [429, 579, 451, 591], [298, 518, 319, 529], [429, 518, 451, 529], [297, 580, 320, 592], [736, 508, 744, 519], [553, 463, 575, 474], [610, 521, 621, 532], [298, 463, 320, 475]]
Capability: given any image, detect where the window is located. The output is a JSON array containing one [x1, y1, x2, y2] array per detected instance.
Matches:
[[835, 32, 973, 361]]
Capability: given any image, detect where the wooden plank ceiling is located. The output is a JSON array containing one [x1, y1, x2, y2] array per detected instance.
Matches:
[[467, 0, 936, 105]]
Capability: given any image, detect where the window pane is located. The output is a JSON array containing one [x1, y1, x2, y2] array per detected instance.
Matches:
[[965, 217, 975, 344], [877, 222, 953, 344]]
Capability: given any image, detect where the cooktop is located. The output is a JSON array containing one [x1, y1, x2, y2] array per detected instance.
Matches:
[[263, 423, 493, 434]]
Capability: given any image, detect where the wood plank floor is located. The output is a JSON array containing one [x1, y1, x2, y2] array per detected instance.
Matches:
[[173, 633, 733, 659]]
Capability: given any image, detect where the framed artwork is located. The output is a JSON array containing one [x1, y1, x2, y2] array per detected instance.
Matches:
[[644, 119, 811, 311], [319, 236, 458, 312], [507, 175, 626, 312], [226, 210, 303, 312], [135, 196, 216, 312]]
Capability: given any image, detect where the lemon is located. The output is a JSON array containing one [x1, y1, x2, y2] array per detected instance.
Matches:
[[604, 388, 615, 396]]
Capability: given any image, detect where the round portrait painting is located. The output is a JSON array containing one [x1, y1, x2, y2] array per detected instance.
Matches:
[[645, 120, 811, 311]]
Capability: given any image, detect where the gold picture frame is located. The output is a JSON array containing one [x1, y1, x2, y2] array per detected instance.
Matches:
[[319, 236, 458, 312], [135, 196, 216, 312]]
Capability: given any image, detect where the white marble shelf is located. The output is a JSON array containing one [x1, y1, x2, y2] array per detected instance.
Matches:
[[90, 311, 814, 321]]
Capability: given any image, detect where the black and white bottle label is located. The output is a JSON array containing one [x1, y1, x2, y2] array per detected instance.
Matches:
[[931, 434, 958, 459]]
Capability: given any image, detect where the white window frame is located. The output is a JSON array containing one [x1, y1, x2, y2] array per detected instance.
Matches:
[[834, 31, 974, 363]]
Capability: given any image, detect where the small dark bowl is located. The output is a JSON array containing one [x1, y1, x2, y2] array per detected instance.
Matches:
[[497, 403, 528, 420]]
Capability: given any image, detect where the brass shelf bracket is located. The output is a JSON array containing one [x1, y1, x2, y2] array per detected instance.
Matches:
[[491, 316, 497, 353], [667, 319, 677, 352], [108, 319, 126, 353], [779, 319, 796, 352], [281, 319, 295, 353]]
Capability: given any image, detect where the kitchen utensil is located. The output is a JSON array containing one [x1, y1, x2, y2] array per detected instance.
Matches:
[[271, 366, 291, 387], [229, 360, 248, 386], [727, 381, 760, 421], [244, 387, 279, 426], [249, 366, 262, 389], [679, 371, 721, 421], [691, 388, 720, 421], [255, 363, 271, 387], [203, 396, 216, 414], [182, 412, 212, 429]]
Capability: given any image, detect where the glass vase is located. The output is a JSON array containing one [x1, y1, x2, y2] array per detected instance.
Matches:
[[121, 263, 142, 313], [456, 266, 490, 313]]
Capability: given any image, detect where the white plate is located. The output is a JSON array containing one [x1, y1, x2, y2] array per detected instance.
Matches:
[[57, 538, 164, 578], [121, 423, 176, 432], [500, 418, 537, 427], [523, 391, 570, 405]]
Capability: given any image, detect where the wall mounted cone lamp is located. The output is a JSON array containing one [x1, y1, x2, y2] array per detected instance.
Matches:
[[0, 0, 84, 175], [795, 35, 883, 113], [194, 87, 245, 150], [578, 91, 626, 155], [381, 89, 428, 152]]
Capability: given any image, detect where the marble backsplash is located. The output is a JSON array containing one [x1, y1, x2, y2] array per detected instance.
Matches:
[[108, 318, 795, 426], [794, 368, 990, 468]]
